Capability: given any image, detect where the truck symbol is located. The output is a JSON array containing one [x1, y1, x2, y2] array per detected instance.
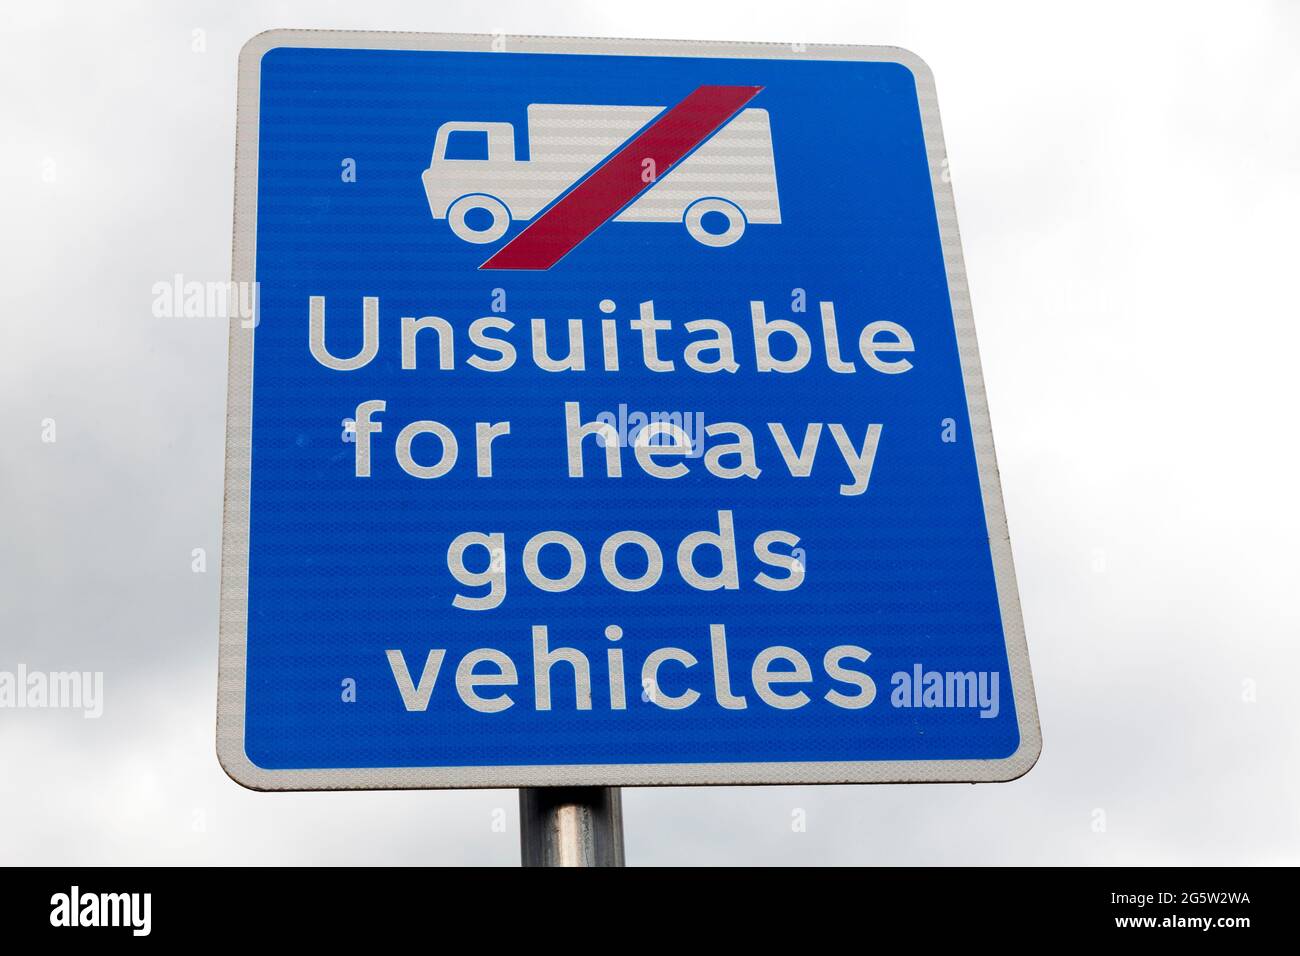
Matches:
[[422, 103, 781, 248]]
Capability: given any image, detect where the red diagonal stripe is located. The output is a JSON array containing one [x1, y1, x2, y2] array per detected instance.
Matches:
[[480, 84, 763, 271]]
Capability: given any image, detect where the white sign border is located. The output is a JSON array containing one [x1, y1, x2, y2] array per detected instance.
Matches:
[[218, 29, 1042, 790]]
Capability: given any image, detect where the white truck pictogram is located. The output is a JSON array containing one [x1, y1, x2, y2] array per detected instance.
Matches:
[[422, 104, 781, 248]]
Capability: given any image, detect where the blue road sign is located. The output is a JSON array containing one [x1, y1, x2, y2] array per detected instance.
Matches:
[[218, 31, 1040, 789]]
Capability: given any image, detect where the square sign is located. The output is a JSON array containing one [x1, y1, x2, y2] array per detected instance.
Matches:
[[218, 30, 1040, 789]]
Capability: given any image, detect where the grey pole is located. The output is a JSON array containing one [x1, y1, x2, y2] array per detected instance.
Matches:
[[519, 787, 625, 867]]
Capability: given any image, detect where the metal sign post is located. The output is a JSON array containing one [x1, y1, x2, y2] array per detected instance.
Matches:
[[519, 787, 625, 867]]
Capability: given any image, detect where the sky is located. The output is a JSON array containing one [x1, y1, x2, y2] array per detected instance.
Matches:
[[1, 0, 1297, 865]]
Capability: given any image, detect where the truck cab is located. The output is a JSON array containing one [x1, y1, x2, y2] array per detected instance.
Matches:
[[424, 122, 518, 210]]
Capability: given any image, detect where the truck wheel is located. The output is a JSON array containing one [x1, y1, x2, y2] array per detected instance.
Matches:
[[447, 195, 511, 244], [684, 198, 746, 247]]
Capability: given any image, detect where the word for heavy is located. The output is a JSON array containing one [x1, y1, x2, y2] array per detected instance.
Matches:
[[349, 400, 883, 496]]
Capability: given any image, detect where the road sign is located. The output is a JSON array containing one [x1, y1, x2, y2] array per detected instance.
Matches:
[[218, 30, 1041, 790]]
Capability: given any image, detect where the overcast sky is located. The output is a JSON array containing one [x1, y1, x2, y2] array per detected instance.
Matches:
[[1, 0, 1297, 865]]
